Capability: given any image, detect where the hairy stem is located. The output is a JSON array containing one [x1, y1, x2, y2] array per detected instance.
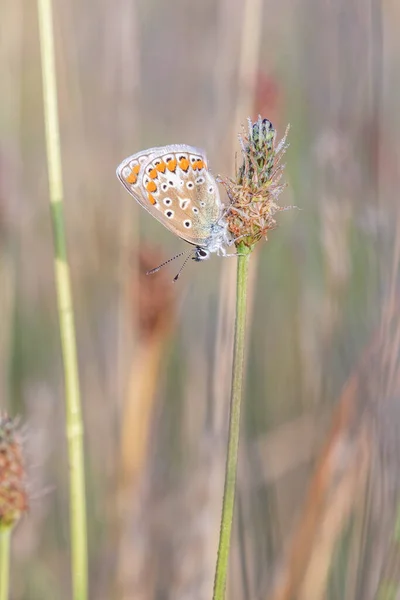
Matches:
[[213, 246, 251, 599]]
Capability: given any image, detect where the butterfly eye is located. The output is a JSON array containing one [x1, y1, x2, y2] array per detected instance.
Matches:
[[165, 210, 174, 219], [184, 220, 192, 228]]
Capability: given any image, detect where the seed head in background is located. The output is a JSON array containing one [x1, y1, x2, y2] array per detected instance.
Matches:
[[220, 116, 292, 253], [135, 245, 175, 341], [0, 413, 28, 530]]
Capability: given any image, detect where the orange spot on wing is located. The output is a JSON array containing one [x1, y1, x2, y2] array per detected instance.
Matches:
[[149, 168, 158, 179], [167, 158, 177, 172], [156, 162, 166, 173], [126, 173, 138, 184], [193, 160, 204, 171], [146, 181, 157, 193], [179, 158, 190, 171], [126, 163, 140, 184], [147, 193, 156, 205]]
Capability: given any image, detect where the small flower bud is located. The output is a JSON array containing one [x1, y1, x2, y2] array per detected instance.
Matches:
[[238, 117, 275, 187]]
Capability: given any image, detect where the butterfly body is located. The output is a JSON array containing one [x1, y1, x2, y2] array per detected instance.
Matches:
[[116, 144, 231, 263]]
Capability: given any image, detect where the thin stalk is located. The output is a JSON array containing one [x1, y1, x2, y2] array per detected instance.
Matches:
[[213, 248, 251, 600], [36, 0, 88, 598], [0, 529, 11, 600]]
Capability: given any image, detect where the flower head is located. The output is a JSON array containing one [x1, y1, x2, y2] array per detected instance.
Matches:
[[0, 413, 28, 529], [221, 116, 291, 251]]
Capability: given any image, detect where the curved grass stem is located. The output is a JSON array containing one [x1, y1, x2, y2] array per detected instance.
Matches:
[[37, 0, 88, 597], [213, 247, 251, 599]]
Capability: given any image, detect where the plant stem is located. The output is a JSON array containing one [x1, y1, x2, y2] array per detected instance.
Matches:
[[213, 247, 251, 600], [0, 529, 11, 600], [37, 0, 88, 598]]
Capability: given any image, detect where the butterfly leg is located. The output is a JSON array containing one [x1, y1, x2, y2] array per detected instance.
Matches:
[[216, 246, 245, 258]]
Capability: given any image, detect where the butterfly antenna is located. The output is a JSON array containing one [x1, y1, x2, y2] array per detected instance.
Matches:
[[146, 251, 187, 276], [173, 251, 195, 282]]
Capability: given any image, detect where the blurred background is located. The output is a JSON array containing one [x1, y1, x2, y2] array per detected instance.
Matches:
[[1, 0, 400, 598]]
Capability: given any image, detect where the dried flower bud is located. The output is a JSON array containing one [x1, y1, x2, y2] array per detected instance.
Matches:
[[221, 116, 292, 251], [0, 414, 28, 529]]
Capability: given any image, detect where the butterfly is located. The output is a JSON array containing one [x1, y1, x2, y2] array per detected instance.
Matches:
[[116, 144, 232, 280]]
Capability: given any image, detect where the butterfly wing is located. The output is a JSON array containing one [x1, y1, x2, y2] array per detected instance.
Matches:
[[116, 145, 222, 247], [116, 147, 160, 214]]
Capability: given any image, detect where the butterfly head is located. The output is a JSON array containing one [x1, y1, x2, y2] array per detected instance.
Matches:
[[193, 247, 210, 262]]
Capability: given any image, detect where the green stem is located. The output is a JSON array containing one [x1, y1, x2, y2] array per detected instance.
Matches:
[[213, 247, 251, 600], [0, 528, 11, 600], [37, 0, 88, 598]]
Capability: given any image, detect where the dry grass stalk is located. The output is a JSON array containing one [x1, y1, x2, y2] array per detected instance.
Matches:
[[298, 425, 369, 600], [119, 246, 175, 491], [268, 339, 376, 600], [251, 409, 330, 485], [372, 223, 400, 598], [116, 246, 175, 599]]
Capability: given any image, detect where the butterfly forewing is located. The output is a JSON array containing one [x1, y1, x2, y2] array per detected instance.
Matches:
[[116, 145, 222, 246]]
